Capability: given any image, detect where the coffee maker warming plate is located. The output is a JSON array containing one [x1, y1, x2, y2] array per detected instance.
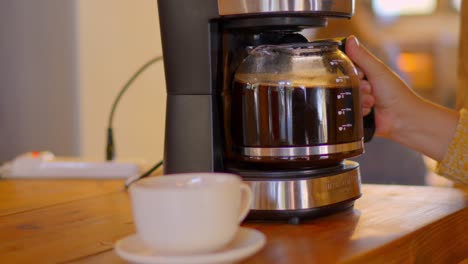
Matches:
[[235, 160, 361, 221]]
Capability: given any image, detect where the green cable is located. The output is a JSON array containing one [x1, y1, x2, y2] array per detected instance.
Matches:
[[105, 56, 165, 187], [108, 56, 163, 128], [106, 56, 163, 161], [125, 160, 164, 189]]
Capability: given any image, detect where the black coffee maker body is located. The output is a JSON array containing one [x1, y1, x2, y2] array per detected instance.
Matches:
[[158, 0, 374, 222]]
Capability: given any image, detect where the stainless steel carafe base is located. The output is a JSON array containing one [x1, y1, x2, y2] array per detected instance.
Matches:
[[231, 160, 362, 223]]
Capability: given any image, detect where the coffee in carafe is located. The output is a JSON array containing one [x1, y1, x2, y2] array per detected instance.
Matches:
[[224, 41, 364, 169]]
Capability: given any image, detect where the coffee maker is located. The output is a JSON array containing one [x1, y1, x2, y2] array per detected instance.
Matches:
[[158, 0, 374, 222]]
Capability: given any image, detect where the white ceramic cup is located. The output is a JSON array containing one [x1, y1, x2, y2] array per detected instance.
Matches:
[[128, 172, 253, 255]]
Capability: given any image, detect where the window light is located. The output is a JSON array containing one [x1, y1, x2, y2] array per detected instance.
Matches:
[[372, 0, 437, 16], [452, 0, 461, 12]]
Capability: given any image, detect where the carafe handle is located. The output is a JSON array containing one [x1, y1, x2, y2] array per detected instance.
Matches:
[[363, 108, 376, 142], [338, 37, 376, 143]]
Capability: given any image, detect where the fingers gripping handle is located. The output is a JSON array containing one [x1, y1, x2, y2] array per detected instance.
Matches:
[[337, 37, 376, 143]]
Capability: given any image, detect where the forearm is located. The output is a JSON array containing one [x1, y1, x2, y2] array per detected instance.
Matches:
[[388, 99, 460, 162]]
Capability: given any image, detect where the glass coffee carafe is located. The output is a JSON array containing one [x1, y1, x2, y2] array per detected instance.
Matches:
[[223, 39, 364, 169]]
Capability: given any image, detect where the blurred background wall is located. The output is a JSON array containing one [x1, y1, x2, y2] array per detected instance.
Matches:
[[76, 0, 165, 163], [0, 0, 165, 164], [0, 1, 80, 162]]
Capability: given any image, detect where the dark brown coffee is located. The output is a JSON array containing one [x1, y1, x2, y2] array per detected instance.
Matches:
[[231, 81, 363, 146], [224, 81, 364, 168]]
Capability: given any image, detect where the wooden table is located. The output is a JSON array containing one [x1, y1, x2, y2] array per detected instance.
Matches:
[[0, 179, 467, 264]]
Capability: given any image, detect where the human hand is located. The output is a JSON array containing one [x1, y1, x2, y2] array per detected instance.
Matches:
[[345, 35, 423, 138], [345, 35, 459, 161]]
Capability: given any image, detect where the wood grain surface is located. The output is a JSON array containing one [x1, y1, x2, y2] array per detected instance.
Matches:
[[0, 180, 467, 264]]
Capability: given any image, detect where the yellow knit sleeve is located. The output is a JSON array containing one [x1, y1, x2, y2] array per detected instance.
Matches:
[[436, 108, 468, 184]]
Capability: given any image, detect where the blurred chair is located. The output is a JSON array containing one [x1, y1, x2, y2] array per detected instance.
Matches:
[[353, 138, 427, 185]]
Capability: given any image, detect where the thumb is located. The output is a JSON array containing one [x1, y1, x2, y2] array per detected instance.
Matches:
[[345, 36, 388, 80]]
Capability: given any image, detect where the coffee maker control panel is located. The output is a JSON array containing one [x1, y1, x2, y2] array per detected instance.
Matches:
[[218, 0, 354, 17]]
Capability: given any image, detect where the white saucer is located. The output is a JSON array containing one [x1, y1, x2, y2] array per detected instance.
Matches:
[[114, 227, 266, 264]]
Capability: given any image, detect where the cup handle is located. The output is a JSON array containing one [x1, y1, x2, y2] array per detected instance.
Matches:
[[238, 183, 253, 222]]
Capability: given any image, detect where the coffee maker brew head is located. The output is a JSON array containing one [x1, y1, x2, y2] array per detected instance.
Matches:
[[218, 0, 354, 18], [218, 0, 355, 30]]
